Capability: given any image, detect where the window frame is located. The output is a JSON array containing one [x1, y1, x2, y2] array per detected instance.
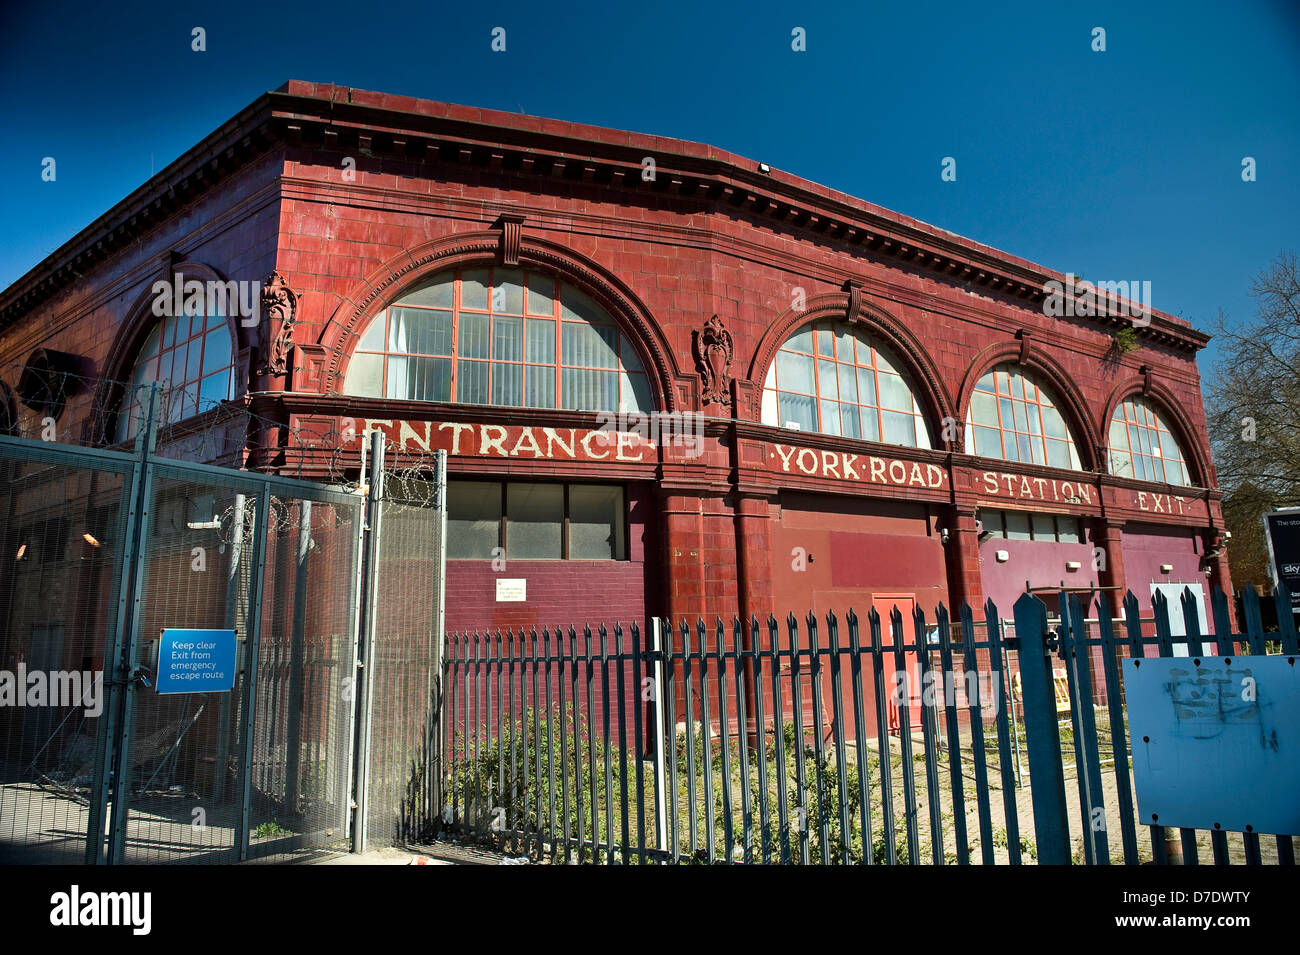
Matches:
[[115, 303, 237, 444], [977, 508, 1084, 544], [1107, 396, 1192, 486], [965, 363, 1082, 470], [447, 480, 630, 561], [345, 268, 653, 414], [761, 319, 932, 449]]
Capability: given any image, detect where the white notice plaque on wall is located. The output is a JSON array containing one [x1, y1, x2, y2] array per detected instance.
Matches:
[[496, 578, 527, 602]]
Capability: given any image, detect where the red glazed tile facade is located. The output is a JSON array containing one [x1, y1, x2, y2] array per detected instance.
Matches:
[[0, 81, 1233, 634]]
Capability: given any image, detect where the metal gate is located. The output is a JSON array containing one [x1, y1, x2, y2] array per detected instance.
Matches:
[[0, 390, 446, 864]]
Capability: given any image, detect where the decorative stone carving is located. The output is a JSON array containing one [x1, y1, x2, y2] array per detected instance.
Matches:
[[257, 271, 299, 377], [1016, 327, 1033, 363], [693, 314, 733, 407], [496, 213, 525, 266], [844, 278, 863, 322]]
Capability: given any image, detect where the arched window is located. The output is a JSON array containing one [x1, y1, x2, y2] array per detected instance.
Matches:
[[115, 301, 235, 442], [761, 319, 932, 448], [0, 382, 16, 435], [965, 363, 1081, 469], [344, 268, 653, 413], [1108, 396, 1191, 485]]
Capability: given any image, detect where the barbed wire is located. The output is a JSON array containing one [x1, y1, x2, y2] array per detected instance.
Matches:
[[0, 359, 398, 487], [0, 359, 450, 545]]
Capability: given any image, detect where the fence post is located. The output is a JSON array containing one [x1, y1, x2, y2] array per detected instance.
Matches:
[[104, 383, 162, 865], [350, 429, 385, 853], [212, 493, 247, 804], [1011, 592, 1071, 864], [1062, 592, 1109, 864], [284, 500, 310, 815], [235, 487, 273, 861], [430, 448, 448, 835], [651, 618, 668, 856]]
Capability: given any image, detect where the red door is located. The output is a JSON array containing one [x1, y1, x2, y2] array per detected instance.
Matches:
[[872, 594, 920, 733]]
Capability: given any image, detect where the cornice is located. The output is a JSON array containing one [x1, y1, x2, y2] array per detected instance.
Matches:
[[278, 178, 1211, 380], [1, 82, 1212, 358], [0, 184, 282, 364], [265, 85, 1207, 351], [0, 96, 282, 329]]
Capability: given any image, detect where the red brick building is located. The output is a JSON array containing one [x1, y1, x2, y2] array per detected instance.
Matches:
[[0, 81, 1232, 636]]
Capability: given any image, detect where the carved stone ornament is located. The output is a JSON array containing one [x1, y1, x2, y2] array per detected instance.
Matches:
[[257, 271, 299, 377], [693, 314, 734, 407]]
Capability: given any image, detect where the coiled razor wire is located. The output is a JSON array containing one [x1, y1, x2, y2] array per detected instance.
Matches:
[[2, 361, 450, 514]]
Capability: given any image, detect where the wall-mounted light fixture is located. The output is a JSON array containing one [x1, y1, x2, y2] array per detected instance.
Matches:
[[1065, 560, 1081, 572], [1159, 563, 1173, 574], [995, 550, 1009, 563]]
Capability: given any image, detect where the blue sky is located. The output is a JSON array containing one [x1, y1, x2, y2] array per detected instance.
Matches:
[[1, 0, 1296, 377]]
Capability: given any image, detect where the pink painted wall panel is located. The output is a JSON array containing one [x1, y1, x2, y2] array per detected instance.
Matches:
[[1120, 523, 1203, 614]]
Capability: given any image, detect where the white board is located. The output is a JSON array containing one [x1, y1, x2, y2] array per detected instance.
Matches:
[[495, 578, 526, 602], [1150, 582, 1207, 656], [1125, 656, 1300, 835]]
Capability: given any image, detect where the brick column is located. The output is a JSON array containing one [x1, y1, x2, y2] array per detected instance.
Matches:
[[1093, 520, 1129, 619], [734, 492, 774, 745], [734, 493, 774, 625], [943, 506, 983, 615], [657, 489, 706, 625], [1204, 530, 1237, 631]]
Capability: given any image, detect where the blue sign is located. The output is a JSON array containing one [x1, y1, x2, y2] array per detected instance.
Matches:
[[1125, 656, 1300, 836], [155, 629, 237, 694]]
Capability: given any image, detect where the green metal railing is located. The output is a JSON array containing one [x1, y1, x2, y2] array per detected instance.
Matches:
[[439, 585, 1297, 865]]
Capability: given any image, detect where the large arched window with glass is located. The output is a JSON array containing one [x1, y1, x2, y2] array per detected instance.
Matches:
[[1108, 396, 1192, 485], [964, 363, 1081, 469], [761, 319, 932, 448], [344, 268, 653, 413], [115, 301, 235, 443]]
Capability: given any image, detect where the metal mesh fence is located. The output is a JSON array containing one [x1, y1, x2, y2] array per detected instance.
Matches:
[[1, 377, 452, 864], [363, 466, 446, 849], [0, 422, 367, 865], [118, 474, 361, 863], [0, 448, 133, 863]]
